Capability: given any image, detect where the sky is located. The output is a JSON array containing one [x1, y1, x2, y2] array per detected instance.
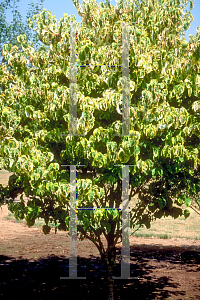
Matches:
[[4, 0, 200, 43]]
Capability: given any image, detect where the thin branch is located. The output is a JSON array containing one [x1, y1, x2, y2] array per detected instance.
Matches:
[[130, 185, 134, 198], [77, 225, 102, 253], [130, 183, 143, 198], [97, 234, 106, 257], [104, 183, 109, 204], [130, 224, 143, 236], [190, 205, 200, 216], [114, 229, 122, 246], [102, 227, 108, 242]]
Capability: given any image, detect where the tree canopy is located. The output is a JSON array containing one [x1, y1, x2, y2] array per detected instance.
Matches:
[[0, 0, 200, 298]]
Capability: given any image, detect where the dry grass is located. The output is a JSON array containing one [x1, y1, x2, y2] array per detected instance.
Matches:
[[130, 203, 200, 240], [129, 186, 200, 240]]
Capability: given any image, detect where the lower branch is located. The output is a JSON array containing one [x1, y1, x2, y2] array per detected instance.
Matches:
[[77, 225, 106, 257]]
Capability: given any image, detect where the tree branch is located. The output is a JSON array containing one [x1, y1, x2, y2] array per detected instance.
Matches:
[[130, 224, 143, 236], [77, 225, 103, 254], [190, 205, 200, 216]]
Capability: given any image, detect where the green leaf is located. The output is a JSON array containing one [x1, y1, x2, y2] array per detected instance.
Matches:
[[181, 41, 188, 48], [172, 207, 182, 219], [105, 222, 111, 234], [42, 224, 51, 234], [153, 146, 159, 158], [158, 168, 163, 178], [177, 197, 183, 205], [26, 217, 35, 227], [94, 209, 103, 222], [83, 216, 90, 226], [196, 74, 200, 86], [96, 228, 103, 236], [184, 196, 191, 207], [184, 209, 190, 219], [189, 0, 194, 10], [148, 203, 156, 212], [112, 209, 119, 220], [152, 167, 163, 178], [152, 168, 156, 178], [65, 216, 69, 229], [134, 146, 140, 155], [135, 29, 141, 36], [88, 190, 95, 202], [158, 196, 166, 209]]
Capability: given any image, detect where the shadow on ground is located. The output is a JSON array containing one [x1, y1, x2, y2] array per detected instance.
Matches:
[[1, 248, 200, 300]]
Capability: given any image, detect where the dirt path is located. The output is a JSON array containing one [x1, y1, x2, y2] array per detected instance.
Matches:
[[0, 203, 200, 299]]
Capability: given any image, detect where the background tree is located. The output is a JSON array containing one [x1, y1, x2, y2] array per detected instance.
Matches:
[[0, 0, 200, 298], [0, 0, 48, 117], [0, 0, 47, 66]]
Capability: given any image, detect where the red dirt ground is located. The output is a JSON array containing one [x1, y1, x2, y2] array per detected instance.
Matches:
[[0, 203, 200, 300]]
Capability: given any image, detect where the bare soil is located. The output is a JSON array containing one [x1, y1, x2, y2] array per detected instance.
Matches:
[[0, 203, 200, 300]]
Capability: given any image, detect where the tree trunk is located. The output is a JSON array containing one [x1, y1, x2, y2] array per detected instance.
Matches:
[[106, 272, 114, 300], [101, 243, 116, 300]]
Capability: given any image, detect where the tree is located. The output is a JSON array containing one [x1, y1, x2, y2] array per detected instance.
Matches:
[[0, 0, 47, 65], [0, 0, 48, 107], [0, 0, 200, 298]]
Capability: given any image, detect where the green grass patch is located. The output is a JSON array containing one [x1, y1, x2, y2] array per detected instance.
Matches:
[[5, 213, 56, 228]]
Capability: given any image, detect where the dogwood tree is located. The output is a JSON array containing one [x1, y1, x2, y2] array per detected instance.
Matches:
[[0, 0, 200, 298]]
